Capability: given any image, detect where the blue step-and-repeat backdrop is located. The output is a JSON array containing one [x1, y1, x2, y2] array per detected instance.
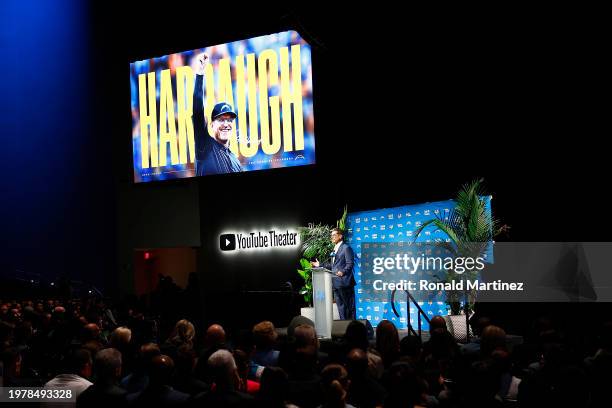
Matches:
[[346, 197, 492, 331]]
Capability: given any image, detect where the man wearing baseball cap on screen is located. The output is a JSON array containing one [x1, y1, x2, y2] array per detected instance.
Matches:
[[192, 53, 243, 176]]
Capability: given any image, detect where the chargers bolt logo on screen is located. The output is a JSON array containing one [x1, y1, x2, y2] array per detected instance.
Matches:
[[220, 234, 237, 251], [219, 229, 299, 253]]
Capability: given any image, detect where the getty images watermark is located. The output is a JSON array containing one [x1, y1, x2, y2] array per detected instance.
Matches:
[[371, 254, 522, 292], [358, 242, 612, 303]]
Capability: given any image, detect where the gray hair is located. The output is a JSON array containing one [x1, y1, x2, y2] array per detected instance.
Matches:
[[109, 326, 131, 347], [95, 348, 122, 379], [208, 349, 237, 385]]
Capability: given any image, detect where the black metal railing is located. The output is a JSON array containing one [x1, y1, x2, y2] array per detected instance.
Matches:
[[391, 289, 431, 338]]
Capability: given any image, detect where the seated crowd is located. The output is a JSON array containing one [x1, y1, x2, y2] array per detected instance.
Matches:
[[0, 298, 611, 407]]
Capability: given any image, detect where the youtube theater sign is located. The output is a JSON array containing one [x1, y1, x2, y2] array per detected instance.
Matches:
[[219, 228, 300, 253]]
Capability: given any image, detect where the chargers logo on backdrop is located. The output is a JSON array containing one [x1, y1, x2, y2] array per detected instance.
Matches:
[[346, 198, 493, 330]]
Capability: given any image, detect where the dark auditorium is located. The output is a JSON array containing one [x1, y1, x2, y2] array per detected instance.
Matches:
[[1, 2, 610, 407]]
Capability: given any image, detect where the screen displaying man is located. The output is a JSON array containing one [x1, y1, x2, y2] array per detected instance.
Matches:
[[193, 53, 243, 176], [312, 228, 356, 320]]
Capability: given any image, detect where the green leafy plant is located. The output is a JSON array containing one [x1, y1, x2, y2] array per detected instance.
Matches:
[[413, 178, 508, 314], [299, 223, 335, 263], [297, 206, 348, 306], [297, 223, 333, 307], [337, 205, 348, 232], [297, 258, 314, 305]]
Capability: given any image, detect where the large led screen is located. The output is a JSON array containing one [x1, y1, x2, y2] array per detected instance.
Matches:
[[130, 31, 315, 182]]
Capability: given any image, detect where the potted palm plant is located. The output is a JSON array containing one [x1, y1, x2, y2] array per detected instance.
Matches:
[[413, 179, 508, 317], [297, 207, 347, 320]]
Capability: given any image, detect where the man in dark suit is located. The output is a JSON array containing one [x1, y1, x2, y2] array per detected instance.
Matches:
[[312, 228, 356, 320]]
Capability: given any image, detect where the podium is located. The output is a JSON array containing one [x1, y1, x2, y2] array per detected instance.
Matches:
[[312, 267, 334, 339]]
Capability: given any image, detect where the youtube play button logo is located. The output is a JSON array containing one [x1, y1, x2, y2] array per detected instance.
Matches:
[[219, 234, 237, 251]]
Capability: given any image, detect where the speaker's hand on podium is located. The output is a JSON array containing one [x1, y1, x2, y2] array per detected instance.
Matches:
[[311, 259, 320, 268]]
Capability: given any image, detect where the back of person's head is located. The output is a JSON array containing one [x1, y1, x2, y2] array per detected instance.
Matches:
[[95, 348, 122, 383], [532, 315, 561, 345], [208, 349, 237, 390], [259, 366, 289, 404], [148, 355, 174, 386], [82, 341, 103, 358], [138, 342, 161, 372], [480, 325, 506, 357], [428, 329, 458, 360], [469, 315, 492, 337], [294, 324, 318, 354], [400, 335, 422, 359], [375, 320, 400, 365], [170, 319, 195, 346], [287, 315, 314, 338], [63, 348, 92, 378], [204, 324, 226, 348], [233, 349, 250, 388], [429, 315, 447, 332], [83, 323, 101, 342], [233, 329, 255, 354], [490, 349, 512, 374], [385, 361, 421, 407], [320, 364, 350, 406], [346, 348, 368, 378], [464, 359, 501, 405], [109, 326, 131, 349], [252, 320, 277, 351], [175, 344, 196, 376], [344, 320, 369, 351]]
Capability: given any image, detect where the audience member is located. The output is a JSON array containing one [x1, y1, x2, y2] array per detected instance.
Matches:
[[76, 348, 127, 408], [43, 348, 93, 408], [191, 349, 254, 407], [319, 363, 355, 408], [252, 320, 280, 367], [127, 354, 190, 407]]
